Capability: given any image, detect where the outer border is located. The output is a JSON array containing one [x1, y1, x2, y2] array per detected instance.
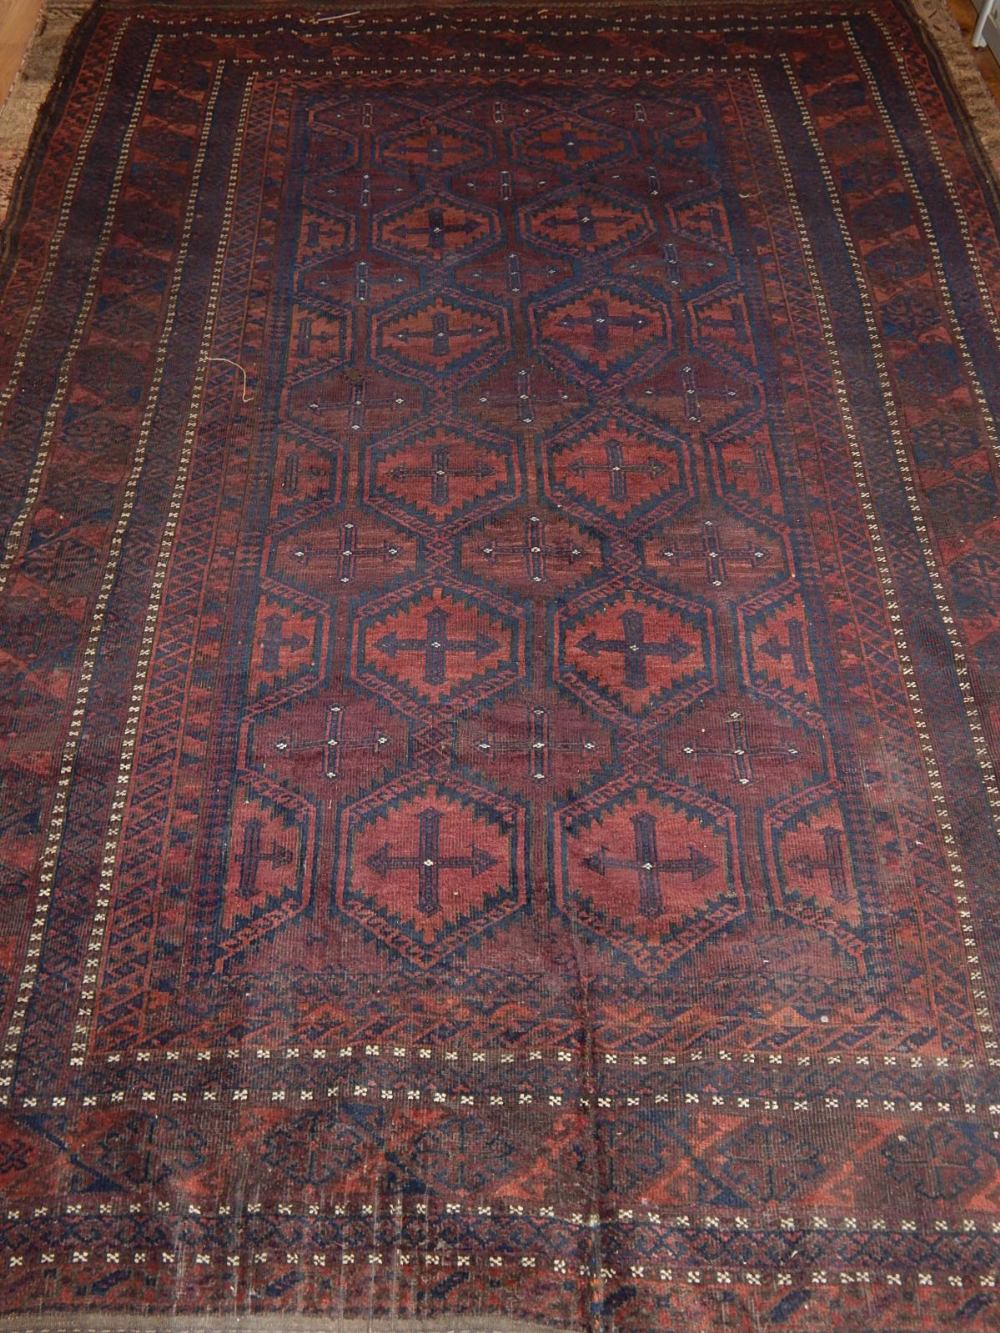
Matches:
[[910, 0, 1000, 166]]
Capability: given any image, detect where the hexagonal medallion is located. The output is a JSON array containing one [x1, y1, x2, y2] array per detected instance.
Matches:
[[372, 291, 508, 385], [556, 585, 713, 720], [374, 190, 499, 265], [531, 283, 670, 385], [377, 119, 493, 172], [366, 421, 519, 533], [547, 407, 688, 531], [520, 185, 654, 257], [555, 782, 740, 974], [337, 778, 524, 968], [353, 583, 525, 714], [512, 112, 630, 170]]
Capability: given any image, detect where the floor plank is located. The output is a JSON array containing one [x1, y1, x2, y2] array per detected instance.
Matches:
[[0, 0, 43, 107]]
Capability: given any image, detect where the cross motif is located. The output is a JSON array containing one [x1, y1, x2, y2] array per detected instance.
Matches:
[[333, 523, 403, 585], [728, 441, 775, 496], [658, 520, 768, 589], [472, 366, 583, 425], [376, 607, 498, 686], [422, 132, 447, 165], [758, 620, 810, 680], [583, 812, 715, 918], [365, 808, 497, 914], [788, 828, 850, 903], [290, 524, 404, 586], [471, 706, 598, 780], [388, 446, 496, 506], [480, 515, 585, 584], [567, 202, 635, 245], [681, 709, 800, 785], [343, 375, 407, 432], [235, 820, 293, 898], [568, 439, 667, 504], [395, 311, 488, 357], [388, 205, 482, 255], [557, 298, 648, 352], [560, 129, 582, 160], [272, 704, 391, 779], [578, 609, 691, 690], [260, 615, 310, 673]]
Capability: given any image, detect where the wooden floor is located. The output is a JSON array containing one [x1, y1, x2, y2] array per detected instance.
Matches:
[[0, 0, 41, 106], [950, 0, 1000, 101], [0, 0, 998, 121]]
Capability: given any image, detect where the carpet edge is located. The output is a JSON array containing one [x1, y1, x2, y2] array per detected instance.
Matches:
[[0, 0, 92, 224], [0, 1317, 565, 1331], [908, 0, 1000, 167]]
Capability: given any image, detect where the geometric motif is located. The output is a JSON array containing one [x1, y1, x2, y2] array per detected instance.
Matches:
[[530, 283, 671, 383], [337, 778, 524, 967], [371, 290, 508, 384], [353, 583, 525, 711], [556, 584, 713, 719], [366, 420, 519, 532], [511, 110, 630, 170], [519, 185, 654, 257], [373, 190, 499, 265], [555, 782, 739, 972], [377, 118, 493, 171], [546, 406, 688, 530]]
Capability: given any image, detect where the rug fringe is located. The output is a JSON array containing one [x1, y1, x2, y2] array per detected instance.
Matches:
[[0, 0, 90, 223]]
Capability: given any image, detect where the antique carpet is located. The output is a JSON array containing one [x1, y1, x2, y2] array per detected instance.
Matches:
[[1, 0, 1000, 1327]]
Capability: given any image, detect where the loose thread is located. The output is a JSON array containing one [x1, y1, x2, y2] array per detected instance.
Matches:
[[206, 356, 253, 402], [314, 11, 362, 21]]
